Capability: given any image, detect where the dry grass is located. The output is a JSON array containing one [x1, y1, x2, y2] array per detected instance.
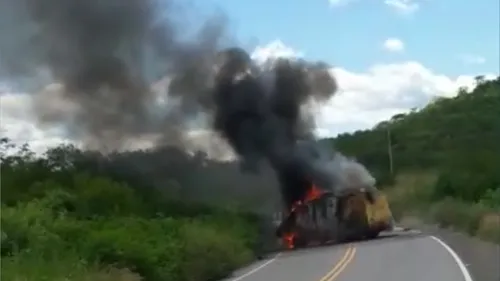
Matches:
[[384, 172, 500, 244], [398, 215, 425, 229], [383, 172, 437, 219], [476, 213, 500, 243]]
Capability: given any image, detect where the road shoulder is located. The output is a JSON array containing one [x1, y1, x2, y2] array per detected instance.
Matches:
[[400, 218, 500, 281]]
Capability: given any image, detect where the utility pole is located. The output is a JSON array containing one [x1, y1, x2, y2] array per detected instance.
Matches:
[[387, 127, 394, 176]]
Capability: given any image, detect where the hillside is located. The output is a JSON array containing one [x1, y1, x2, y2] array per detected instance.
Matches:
[[326, 76, 500, 242]]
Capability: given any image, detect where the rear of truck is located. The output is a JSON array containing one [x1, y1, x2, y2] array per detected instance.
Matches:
[[338, 189, 393, 240]]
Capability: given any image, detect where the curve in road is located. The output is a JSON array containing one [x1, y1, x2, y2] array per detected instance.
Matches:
[[222, 232, 478, 281]]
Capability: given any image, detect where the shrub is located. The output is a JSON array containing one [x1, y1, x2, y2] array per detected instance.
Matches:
[[476, 213, 500, 243], [433, 151, 500, 203], [1, 200, 63, 256], [180, 220, 254, 281], [1, 142, 262, 281], [71, 217, 182, 281], [384, 172, 436, 219], [479, 188, 500, 210], [1, 250, 142, 281], [429, 198, 487, 234], [2, 202, 258, 281], [71, 173, 147, 218]]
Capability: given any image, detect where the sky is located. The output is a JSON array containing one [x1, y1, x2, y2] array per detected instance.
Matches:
[[207, 0, 499, 75], [0, 0, 499, 154]]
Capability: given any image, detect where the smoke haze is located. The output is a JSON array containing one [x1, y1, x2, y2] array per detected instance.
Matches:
[[0, 0, 230, 151], [0, 0, 375, 209]]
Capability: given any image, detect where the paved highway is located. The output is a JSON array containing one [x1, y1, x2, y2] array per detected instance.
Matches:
[[221, 232, 481, 281]]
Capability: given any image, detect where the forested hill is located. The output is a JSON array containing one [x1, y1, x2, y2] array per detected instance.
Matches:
[[325, 76, 500, 200]]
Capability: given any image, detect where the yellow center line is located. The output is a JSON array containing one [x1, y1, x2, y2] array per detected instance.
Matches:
[[327, 247, 356, 281], [318, 245, 357, 281]]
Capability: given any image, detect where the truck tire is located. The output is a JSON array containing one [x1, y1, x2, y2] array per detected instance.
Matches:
[[366, 230, 380, 240], [294, 235, 307, 248]]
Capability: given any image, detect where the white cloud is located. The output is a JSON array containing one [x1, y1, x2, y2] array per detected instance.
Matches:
[[383, 38, 405, 52], [0, 39, 495, 155], [251, 40, 303, 64], [316, 63, 491, 135], [459, 54, 486, 65], [0, 92, 73, 154], [248, 40, 494, 137], [385, 0, 420, 14]]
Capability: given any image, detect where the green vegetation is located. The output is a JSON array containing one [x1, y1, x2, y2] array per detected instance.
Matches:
[[0, 140, 272, 281], [327, 76, 500, 243], [3, 76, 499, 280]]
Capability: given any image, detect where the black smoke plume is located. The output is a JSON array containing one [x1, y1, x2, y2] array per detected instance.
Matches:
[[212, 49, 338, 207], [0, 0, 340, 208]]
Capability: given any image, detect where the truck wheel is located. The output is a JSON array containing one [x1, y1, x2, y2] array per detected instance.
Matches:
[[294, 235, 307, 248], [366, 230, 380, 239]]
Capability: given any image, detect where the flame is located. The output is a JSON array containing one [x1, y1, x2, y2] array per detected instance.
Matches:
[[280, 184, 324, 249], [305, 184, 323, 202], [283, 232, 296, 249], [290, 184, 324, 212]]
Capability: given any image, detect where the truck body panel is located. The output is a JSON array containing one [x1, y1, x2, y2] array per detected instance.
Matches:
[[276, 189, 394, 249]]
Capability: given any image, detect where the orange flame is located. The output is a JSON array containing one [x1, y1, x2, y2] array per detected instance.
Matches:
[[305, 184, 324, 202], [290, 184, 324, 212], [281, 184, 324, 249], [283, 232, 296, 249]]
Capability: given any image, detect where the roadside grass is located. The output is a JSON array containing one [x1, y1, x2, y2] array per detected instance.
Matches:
[[476, 213, 500, 243], [1, 251, 143, 281], [384, 172, 500, 244]]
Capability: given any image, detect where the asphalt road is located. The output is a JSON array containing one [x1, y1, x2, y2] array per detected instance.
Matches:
[[221, 231, 487, 281]]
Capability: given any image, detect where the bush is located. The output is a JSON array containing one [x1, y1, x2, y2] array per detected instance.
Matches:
[[77, 217, 183, 281], [433, 151, 500, 203], [384, 173, 436, 220], [1, 192, 259, 281], [429, 198, 487, 235], [77, 216, 255, 281], [476, 213, 500, 243], [2, 201, 258, 281], [1, 199, 63, 256], [70, 173, 148, 218], [180, 220, 254, 281], [1, 141, 263, 281], [479, 188, 500, 210], [1, 250, 142, 281], [386, 173, 500, 244]]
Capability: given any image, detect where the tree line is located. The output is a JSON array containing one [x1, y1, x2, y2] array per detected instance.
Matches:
[[324, 76, 500, 242], [0, 138, 280, 281]]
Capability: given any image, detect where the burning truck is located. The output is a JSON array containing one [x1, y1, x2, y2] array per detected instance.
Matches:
[[211, 48, 394, 249], [275, 184, 394, 249], [274, 144, 395, 249]]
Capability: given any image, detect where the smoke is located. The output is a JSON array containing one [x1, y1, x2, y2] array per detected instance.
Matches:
[[211, 49, 343, 207], [0, 0, 375, 209], [0, 0, 228, 151], [328, 153, 377, 192]]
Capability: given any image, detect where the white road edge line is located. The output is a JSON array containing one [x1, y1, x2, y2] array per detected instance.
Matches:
[[230, 253, 281, 281], [430, 236, 473, 281]]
